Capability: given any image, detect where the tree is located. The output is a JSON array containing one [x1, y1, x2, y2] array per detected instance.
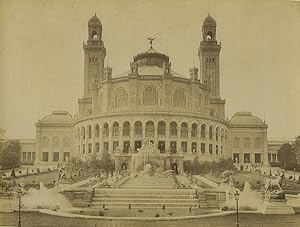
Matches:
[[0, 140, 21, 170], [278, 143, 295, 169], [294, 136, 300, 166], [192, 157, 201, 175], [99, 152, 114, 174]]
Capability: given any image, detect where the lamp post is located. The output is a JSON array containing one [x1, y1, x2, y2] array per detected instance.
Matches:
[[294, 168, 296, 181], [234, 190, 240, 227], [17, 183, 25, 227]]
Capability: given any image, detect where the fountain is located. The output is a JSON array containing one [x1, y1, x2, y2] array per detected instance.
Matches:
[[22, 182, 72, 210], [219, 181, 263, 210]]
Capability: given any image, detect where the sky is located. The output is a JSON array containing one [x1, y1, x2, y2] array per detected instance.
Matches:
[[0, 0, 300, 140]]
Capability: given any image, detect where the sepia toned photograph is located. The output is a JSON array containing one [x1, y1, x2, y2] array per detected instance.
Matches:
[[1, 0, 300, 226]]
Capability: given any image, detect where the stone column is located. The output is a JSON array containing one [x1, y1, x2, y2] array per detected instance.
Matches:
[[108, 127, 113, 153], [119, 127, 123, 152], [99, 126, 103, 154], [115, 156, 121, 173], [177, 127, 181, 152], [197, 125, 201, 156], [142, 122, 146, 141], [165, 126, 170, 151], [187, 128, 192, 153], [205, 126, 210, 158], [154, 126, 158, 147], [179, 157, 184, 174], [130, 127, 134, 152]]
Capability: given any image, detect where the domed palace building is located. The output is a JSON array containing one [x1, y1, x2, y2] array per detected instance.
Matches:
[[32, 15, 268, 172]]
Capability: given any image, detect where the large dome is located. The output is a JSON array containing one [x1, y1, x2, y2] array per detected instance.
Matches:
[[230, 112, 265, 126], [40, 111, 73, 125], [133, 47, 169, 68]]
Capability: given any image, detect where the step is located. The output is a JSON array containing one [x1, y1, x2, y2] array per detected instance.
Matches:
[[92, 194, 197, 199], [90, 202, 199, 208], [94, 188, 196, 195], [92, 198, 198, 203], [120, 186, 173, 189]]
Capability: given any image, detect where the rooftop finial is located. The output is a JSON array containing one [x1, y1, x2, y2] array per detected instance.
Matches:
[[95, 12, 96, 16], [147, 37, 156, 49]]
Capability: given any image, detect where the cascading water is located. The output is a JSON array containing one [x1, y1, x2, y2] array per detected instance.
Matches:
[[22, 182, 72, 210], [219, 181, 263, 210]]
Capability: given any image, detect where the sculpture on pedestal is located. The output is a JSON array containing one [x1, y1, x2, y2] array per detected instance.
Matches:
[[263, 171, 285, 199]]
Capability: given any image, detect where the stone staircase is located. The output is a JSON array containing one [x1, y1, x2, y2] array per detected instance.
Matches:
[[90, 176, 205, 209]]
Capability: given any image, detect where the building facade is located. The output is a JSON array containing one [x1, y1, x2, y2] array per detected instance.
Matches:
[[28, 15, 271, 170]]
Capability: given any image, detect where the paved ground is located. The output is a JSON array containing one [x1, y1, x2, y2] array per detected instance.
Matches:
[[1, 211, 300, 227]]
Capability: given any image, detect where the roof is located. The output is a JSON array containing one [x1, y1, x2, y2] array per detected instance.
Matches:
[[133, 47, 169, 64], [203, 14, 216, 26], [89, 14, 101, 24], [138, 65, 164, 76], [40, 111, 73, 125], [230, 112, 265, 126]]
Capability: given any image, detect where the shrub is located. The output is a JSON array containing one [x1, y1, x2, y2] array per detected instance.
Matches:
[[269, 162, 282, 168], [221, 206, 229, 211]]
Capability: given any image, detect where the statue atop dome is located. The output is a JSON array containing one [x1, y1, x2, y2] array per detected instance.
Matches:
[[147, 37, 156, 48]]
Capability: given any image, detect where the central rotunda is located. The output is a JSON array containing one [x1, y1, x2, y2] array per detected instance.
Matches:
[[74, 14, 228, 173]]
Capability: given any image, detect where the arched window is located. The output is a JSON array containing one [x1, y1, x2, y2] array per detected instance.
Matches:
[[123, 121, 130, 137], [95, 124, 100, 137], [216, 127, 220, 141], [87, 125, 92, 139], [158, 121, 166, 136], [221, 128, 225, 142], [206, 31, 213, 41], [209, 126, 213, 140], [173, 89, 186, 108], [103, 123, 109, 137], [134, 121, 142, 136], [233, 138, 240, 149], [181, 122, 188, 138], [41, 136, 49, 148], [63, 137, 70, 150], [114, 88, 128, 108], [142, 87, 158, 106], [244, 138, 251, 149], [199, 94, 203, 108], [170, 122, 177, 136], [81, 126, 85, 140], [191, 123, 197, 138], [145, 121, 154, 137], [91, 31, 98, 40], [201, 124, 206, 139], [98, 93, 103, 113], [112, 122, 119, 137], [52, 137, 59, 149], [254, 137, 262, 149], [76, 128, 80, 140]]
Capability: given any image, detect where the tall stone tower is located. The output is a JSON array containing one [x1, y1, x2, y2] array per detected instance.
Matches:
[[83, 14, 106, 98], [198, 14, 221, 99]]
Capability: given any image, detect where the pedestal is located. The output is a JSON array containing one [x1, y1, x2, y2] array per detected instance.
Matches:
[[258, 198, 295, 214]]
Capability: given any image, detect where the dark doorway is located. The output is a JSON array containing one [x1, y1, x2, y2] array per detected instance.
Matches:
[[158, 141, 165, 153], [170, 141, 177, 153], [135, 141, 142, 152], [121, 163, 127, 170], [123, 141, 130, 153], [172, 163, 178, 174]]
